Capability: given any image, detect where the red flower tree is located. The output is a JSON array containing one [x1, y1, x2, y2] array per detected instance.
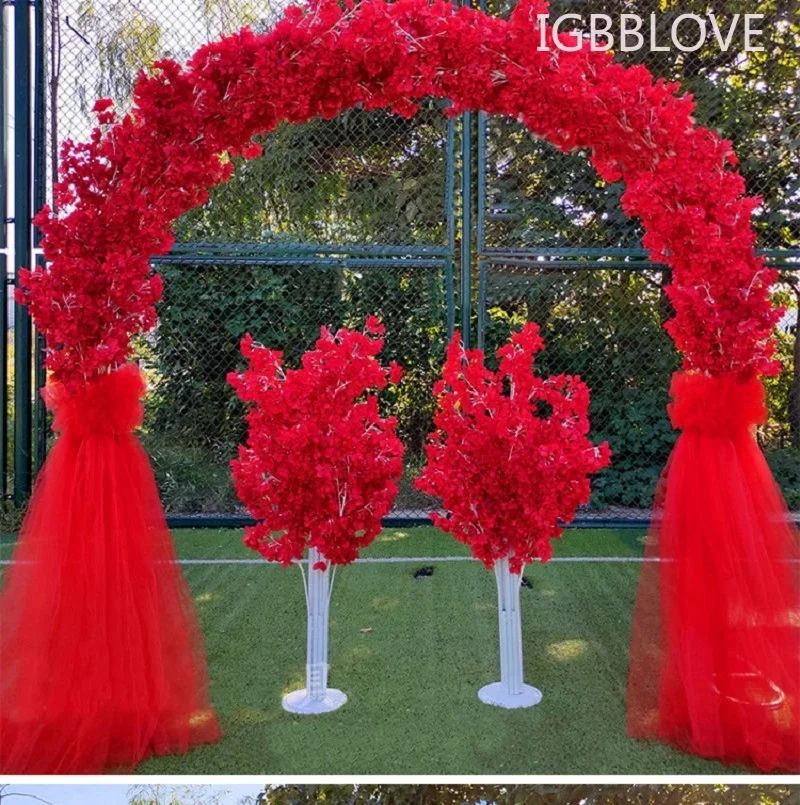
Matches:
[[229, 317, 404, 713], [417, 323, 610, 569], [416, 323, 609, 708]]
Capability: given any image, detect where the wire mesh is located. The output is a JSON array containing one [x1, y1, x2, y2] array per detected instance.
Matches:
[[479, 0, 799, 250], [175, 105, 453, 246], [135, 259, 450, 516], [480, 264, 679, 520]]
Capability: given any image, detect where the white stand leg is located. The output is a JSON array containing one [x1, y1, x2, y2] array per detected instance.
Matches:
[[282, 547, 347, 714], [478, 557, 542, 709]]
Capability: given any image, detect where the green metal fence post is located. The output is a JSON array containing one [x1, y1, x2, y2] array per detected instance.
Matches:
[[460, 111, 472, 346], [13, 0, 33, 505], [0, 257, 6, 502], [476, 110, 487, 350], [0, 1, 9, 500], [458, 0, 473, 346], [32, 0, 47, 474], [0, 3, 6, 238], [475, 0, 490, 351], [444, 115, 456, 338]]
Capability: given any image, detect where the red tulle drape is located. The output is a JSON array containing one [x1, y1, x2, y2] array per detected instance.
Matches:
[[0, 364, 220, 773], [627, 371, 800, 772]]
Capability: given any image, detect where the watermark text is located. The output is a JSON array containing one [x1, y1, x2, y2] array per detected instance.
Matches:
[[534, 13, 765, 53]]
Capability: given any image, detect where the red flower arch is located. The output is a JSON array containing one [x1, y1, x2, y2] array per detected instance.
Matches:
[[2, 0, 797, 775], [19, 0, 781, 387]]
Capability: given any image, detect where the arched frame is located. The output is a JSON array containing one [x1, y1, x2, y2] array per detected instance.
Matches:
[[19, 0, 781, 392]]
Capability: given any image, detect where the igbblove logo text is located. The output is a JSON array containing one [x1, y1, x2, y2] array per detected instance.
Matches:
[[534, 13, 766, 53]]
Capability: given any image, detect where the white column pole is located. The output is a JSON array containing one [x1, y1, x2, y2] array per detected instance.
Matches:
[[478, 557, 543, 709], [306, 546, 329, 700], [281, 547, 347, 714]]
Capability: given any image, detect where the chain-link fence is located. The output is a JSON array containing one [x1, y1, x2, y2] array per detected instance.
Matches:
[[136, 252, 452, 518], [4, 0, 797, 522]]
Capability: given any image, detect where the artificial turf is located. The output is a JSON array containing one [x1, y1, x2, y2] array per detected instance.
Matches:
[[0, 526, 742, 774]]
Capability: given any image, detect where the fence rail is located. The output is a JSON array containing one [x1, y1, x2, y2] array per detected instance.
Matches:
[[2, 0, 799, 527]]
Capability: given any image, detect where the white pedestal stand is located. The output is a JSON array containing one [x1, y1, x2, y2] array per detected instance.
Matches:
[[282, 547, 347, 714], [478, 557, 542, 709]]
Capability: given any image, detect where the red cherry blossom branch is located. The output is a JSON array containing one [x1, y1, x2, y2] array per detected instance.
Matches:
[[416, 323, 610, 571], [229, 317, 404, 566]]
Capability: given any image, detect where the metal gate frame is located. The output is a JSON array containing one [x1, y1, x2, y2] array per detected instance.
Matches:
[[3, 0, 48, 508], [3, 0, 465, 516], [4, 0, 798, 525]]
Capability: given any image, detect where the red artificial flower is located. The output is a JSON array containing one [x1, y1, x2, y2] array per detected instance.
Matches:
[[416, 324, 610, 572], [229, 320, 405, 566], [241, 142, 263, 159], [364, 314, 386, 336]]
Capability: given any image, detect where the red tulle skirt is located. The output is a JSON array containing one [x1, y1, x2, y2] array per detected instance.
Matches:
[[628, 372, 800, 772], [0, 364, 220, 773]]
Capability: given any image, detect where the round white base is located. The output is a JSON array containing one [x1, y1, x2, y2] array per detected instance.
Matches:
[[478, 682, 542, 709], [282, 688, 348, 714]]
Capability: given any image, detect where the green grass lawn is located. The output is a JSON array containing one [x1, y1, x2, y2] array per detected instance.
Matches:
[[0, 526, 741, 774]]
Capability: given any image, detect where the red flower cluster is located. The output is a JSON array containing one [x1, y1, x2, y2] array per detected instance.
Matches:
[[229, 318, 404, 566], [17, 0, 781, 391], [416, 324, 610, 572]]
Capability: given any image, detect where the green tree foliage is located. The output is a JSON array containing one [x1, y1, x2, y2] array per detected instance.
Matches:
[[483, 0, 799, 250], [766, 273, 800, 448], [482, 268, 680, 508], [256, 786, 799, 805], [479, 0, 799, 508], [71, 1, 163, 117], [175, 107, 449, 244], [140, 104, 452, 511]]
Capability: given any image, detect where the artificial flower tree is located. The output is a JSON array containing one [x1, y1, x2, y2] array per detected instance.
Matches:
[[416, 323, 610, 708], [229, 317, 404, 714]]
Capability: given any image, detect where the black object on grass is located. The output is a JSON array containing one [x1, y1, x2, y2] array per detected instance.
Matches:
[[413, 566, 435, 579], [521, 576, 533, 589]]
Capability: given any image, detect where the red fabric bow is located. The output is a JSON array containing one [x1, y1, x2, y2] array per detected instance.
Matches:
[[43, 363, 146, 437], [667, 371, 767, 437]]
